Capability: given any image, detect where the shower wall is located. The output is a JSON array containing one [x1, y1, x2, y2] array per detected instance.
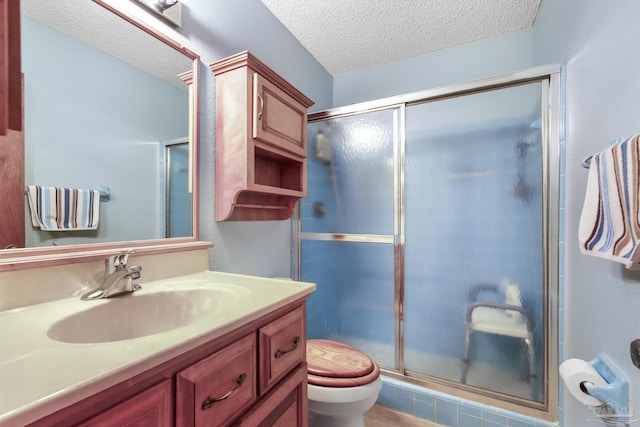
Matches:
[[404, 124, 543, 360], [302, 111, 396, 235]]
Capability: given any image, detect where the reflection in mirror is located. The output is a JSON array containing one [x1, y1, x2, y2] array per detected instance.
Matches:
[[164, 140, 192, 237], [11, 0, 196, 250]]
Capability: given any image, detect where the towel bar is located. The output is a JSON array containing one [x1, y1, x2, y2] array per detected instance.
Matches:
[[24, 186, 110, 202], [582, 137, 623, 169]]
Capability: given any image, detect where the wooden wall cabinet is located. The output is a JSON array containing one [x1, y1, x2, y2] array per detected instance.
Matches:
[[210, 51, 314, 221], [29, 301, 308, 427]]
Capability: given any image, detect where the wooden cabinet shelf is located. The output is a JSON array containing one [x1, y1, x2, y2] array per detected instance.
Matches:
[[210, 51, 314, 221]]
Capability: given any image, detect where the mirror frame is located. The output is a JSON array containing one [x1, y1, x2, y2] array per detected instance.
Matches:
[[0, 0, 210, 272]]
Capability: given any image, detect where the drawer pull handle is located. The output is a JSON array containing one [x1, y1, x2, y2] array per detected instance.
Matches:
[[201, 373, 248, 410], [257, 94, 264, 120], [274, 336, 301, 358]]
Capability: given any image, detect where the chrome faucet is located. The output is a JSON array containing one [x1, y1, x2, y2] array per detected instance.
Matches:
[[81, 251, 142, 300]]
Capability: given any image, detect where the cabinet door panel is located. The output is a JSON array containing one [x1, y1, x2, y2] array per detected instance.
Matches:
[[253, 73, 307, 158]]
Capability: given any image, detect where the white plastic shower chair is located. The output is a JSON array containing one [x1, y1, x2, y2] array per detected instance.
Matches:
[[460, 281, 536, 400]]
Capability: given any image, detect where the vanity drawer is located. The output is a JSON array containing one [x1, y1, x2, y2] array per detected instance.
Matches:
[[176, 334, 257, 427], [259, 306, 305, 393]]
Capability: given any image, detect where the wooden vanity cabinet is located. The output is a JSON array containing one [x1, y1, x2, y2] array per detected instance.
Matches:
[[27, 301, 308, 427], [210, 51, 314, 221]]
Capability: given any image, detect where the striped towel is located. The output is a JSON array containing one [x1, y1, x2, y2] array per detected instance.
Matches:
[[26, 186, 100, 231], [578, 134, 640, 269]]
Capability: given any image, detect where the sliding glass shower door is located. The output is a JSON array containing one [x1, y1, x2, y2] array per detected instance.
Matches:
[[403, 83, 544, 402], [298, 69, 559, 415], [301, 109, 398, 369]]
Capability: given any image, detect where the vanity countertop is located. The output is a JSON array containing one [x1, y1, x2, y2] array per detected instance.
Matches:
[[0, 270, 315, 427]]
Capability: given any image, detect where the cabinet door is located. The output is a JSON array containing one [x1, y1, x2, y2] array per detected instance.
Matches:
[[234, 364, 308, 427], [77, 380, 172, 427], [253, 73, 307, 158], [177, 334, 257, 427]]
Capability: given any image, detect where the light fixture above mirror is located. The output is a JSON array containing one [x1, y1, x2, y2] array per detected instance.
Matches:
[[131, 0, 182, 27]]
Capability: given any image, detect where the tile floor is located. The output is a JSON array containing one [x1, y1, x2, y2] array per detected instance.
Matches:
[[365, 405, 441, 427]]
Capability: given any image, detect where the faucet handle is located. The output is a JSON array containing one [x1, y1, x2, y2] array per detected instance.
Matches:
[[116, 251, 129, 267], [105, 250, 135, 275], [128, 265, 142, 281]]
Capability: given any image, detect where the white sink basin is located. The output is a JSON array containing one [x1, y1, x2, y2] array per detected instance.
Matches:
[[47, 287, 244, 343]]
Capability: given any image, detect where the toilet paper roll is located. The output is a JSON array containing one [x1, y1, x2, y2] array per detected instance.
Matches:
[[559, 358, 608, 406]]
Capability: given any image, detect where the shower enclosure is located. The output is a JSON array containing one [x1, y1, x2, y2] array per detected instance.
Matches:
[[297, 66, 560, 418]]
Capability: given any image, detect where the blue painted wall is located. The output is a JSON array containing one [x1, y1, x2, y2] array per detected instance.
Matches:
[[333, 28, 534, 107]]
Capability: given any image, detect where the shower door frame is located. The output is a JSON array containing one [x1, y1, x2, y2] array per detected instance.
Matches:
[[295, 64, 561, 421]]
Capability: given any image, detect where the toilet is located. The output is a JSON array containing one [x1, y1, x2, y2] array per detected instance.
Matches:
[[306, 339, 382, 427]]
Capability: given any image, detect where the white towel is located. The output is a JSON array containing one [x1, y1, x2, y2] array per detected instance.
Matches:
[[26, 186, 100, 231], [578, 134, 640, 269]]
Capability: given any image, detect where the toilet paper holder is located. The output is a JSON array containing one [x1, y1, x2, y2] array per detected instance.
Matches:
[[585, 353, 629, 413]]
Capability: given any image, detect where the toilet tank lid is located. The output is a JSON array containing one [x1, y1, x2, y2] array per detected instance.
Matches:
[[307, 339, 375, 378]]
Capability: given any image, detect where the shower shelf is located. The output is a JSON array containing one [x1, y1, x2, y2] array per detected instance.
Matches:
[[210, 51, 314, 221]]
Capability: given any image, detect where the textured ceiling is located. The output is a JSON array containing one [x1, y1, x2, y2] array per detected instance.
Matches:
[[260, 0, 541, 76]]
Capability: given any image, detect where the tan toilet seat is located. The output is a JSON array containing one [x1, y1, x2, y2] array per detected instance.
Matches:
[[307, 339, 380, 387]]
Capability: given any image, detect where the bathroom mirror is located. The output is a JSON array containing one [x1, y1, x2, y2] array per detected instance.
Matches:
[[0, 0, 206, 269]]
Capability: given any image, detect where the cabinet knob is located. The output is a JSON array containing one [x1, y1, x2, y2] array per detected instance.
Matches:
[[201, 373, 248, 410]]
